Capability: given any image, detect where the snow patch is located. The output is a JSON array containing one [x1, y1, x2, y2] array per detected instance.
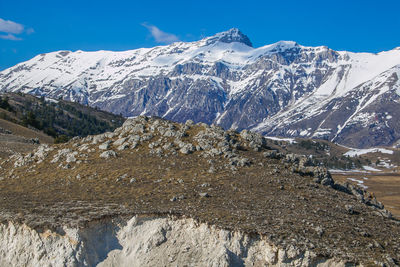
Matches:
[[329, 169, 367, 173], [362, 166, 381, 172], [299, 129, 309, 136], [344, 148, 393, 157], [347, 178, 368, 189], [265, 136, 297, 144], [312, 128, 332, 137], [44, 97, 59, 103]]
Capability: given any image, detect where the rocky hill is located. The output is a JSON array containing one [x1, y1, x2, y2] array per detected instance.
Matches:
[[1, 28, 400, 148], [0, 116, 399, 266]]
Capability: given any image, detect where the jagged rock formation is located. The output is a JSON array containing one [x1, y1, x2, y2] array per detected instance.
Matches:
[[0, 116, 399, 266], [1, 29, 400, 148]]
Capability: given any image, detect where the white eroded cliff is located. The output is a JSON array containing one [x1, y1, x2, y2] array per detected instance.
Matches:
[[0, 216, 347, 266]]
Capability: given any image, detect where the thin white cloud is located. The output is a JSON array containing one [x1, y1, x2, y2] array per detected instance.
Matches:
[[0, 33, 22, 41], [142, 23, 179, 44], [26, 28, 35, 35], [0, 18, 34, 41], [0, 18, 24, 34]]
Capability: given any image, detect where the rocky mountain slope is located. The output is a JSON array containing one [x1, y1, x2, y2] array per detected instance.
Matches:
[[1, 28, 400, 148], [0, 116, 399, 266]]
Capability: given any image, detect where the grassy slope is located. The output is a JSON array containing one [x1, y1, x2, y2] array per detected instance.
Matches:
[[0, 115, 54, 158], [0, 118, 54, 144]]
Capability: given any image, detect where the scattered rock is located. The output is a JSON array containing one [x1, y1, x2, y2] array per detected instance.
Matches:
[[263, 150, 281, 159], [65, 152, 78, 163], [78, 144, 90, 152], [99, 141, 111, 150], [130, 142, 138, 149], [99, 150, 117, 159], [113, 137, 127, 146], [170, 195, 185, 202], [116, 174, 128, 182], [117, 143, 130, 151], [314, 226, 325, 237], [50, 148, 74, 164], [237, 157, 250, 167], [185, 119, 194, 126], [92, 134, 106, 144], [345, 205, 355, 215], [179, 144, 195, 155]]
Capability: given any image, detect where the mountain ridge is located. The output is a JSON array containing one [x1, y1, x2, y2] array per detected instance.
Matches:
[[1, 28, 400, 148]]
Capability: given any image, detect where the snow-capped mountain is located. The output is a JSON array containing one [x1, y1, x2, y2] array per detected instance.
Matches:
[[1, 28, 400, 148]]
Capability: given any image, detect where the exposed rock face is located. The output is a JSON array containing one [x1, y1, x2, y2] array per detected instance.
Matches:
[[258, 66, 400, 148], [1, 29, 400, 148], [0, 216, 347, 267], [205, 28, 253, 47]]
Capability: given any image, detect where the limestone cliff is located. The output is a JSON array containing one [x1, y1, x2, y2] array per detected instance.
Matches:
[[0, 216, 347, 267]]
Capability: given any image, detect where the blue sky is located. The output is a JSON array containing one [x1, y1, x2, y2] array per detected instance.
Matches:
[[1, 0, 399, 70]]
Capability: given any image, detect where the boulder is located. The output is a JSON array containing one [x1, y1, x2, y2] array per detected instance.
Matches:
[[100, 150, 117, 159]]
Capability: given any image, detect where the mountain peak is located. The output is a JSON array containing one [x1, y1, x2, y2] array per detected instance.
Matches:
[[264, 40, 301, 53], [205, 28, 253, 47]]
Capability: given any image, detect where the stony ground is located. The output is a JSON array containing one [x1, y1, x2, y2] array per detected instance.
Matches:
[[0, 116, 399, 266]]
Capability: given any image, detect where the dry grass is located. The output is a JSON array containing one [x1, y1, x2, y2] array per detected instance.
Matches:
[[0, 118, 53, 159], [0, 118, 53, 144]]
